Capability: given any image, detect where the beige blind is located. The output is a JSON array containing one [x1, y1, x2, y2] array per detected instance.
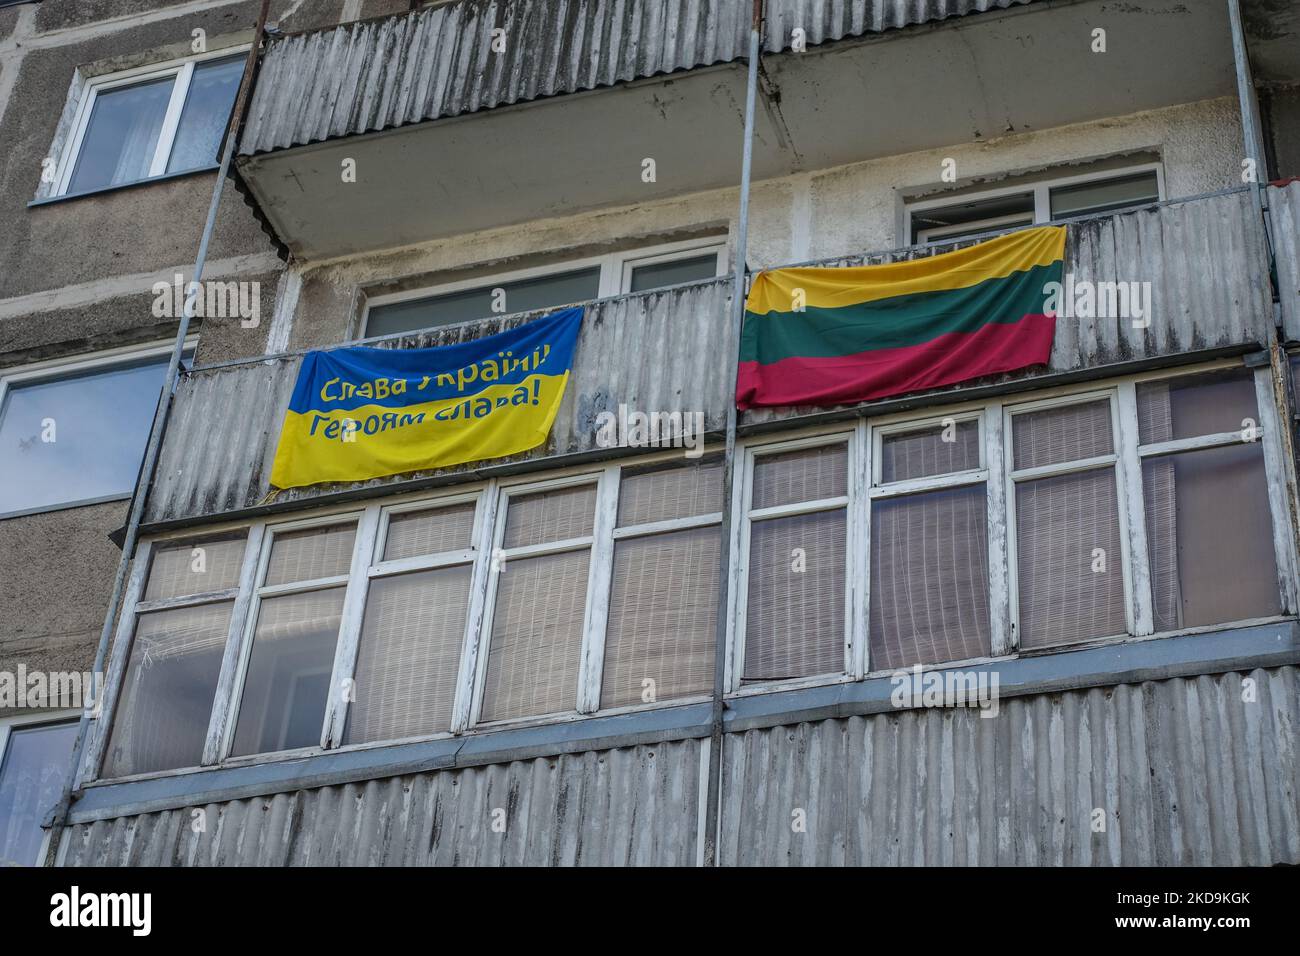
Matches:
[[502, 485, 596, 548], [752, 443, 848, 509], [602, 527, 718, 709], [345, 566, 471, 744], [744, 509, 846, 681], [1144, 445, 1279, 630], [144, 534, 245, 600], [880, 420, 980, 482], [1012, 400, 1112, 471], [382, 503, 475, 562], [480, 549, 588, 722], [617, 459, 722, 526], [1016, 468, 1127, 647], [231, 587, 344, 756], [104, 601, 233, 778], [870, 485, 991, 670], [1137, 368, 1258, 444], [264, 523, 356, 586]]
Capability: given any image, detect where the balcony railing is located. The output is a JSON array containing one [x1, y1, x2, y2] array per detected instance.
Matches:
[[145, 187, 1273, 528]]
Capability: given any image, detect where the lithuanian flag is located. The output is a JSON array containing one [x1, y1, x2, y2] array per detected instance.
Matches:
[[737, 225, 1065, 409]]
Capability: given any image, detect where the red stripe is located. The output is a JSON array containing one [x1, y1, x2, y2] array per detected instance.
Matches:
[[736, 313, 1055, 410]]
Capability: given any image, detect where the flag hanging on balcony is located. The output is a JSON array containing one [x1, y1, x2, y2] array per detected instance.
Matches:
[[270, 307, 582, 489], [736, 225, 1065, 409]]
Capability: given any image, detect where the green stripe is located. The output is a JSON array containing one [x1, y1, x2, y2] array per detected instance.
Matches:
[[741, 261, 1062, 364]]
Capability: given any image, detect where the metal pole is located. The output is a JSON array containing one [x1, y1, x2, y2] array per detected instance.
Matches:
[[42, 0, 274, 866], [703, 0, 763, 868]]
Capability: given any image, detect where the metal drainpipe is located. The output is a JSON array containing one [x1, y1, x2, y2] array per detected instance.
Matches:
[[703, 0, 764, 868], [41, 0, 275, 867], [1227, 0, 1300, 609]]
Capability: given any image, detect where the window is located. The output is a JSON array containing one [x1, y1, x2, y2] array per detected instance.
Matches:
[[363, 239, 725, 338], [52, 51, 243, 198], [0, 345, 183, 518], [908, 164, 1161, 243], [1137, 368, 1280, 629], [1006, 395, 1130, 648], [870, 415, 991, 670], [103, 533, 247, 778], [738, 439, 852, 685], [0, 715, 78, 867], [92, 362, 1293, 780]]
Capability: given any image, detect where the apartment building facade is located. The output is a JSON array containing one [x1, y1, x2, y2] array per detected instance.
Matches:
[[2, 0, 1300, 866]]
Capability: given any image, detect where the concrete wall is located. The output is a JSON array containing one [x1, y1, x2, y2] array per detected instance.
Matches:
[[283, 97, 1243, 351], [0, 0, 352, 701]]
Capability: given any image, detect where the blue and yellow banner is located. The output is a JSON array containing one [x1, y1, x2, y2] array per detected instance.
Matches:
[[270, 308, 583, 489]]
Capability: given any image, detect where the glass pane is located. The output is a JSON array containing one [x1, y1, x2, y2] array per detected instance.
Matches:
[[144, 534, 246, 600], [1011, 400, 1113, 471], [67, 76, 174, 193], [1145, 444, 1280, 630], [1137, 368, 1259, 445], [0, 721, 78, 866], [910, 192, 1034, 239], [480, 549, 588, 722], [502, 484, 596, 549], [628, 253, 719, 293], [0, 358, 167, 515], [1016, 468, 1127, 647], [382, 502, 476, 562], [345, 566, 471, 744], [870, 486, 991, 670], [601, 527, 718, 709], [366, 268, 601, 337], [166, 56, 243, 173], [231, 588, 344, 756], [103, 602, 233, 777], [264, 523, 356, 586], [750, 443, 848, 510], [880, 419, 981, 483], [744, 509, 845, 682], [1050, 171, 1159, 219], [617, 458, 722, 527]]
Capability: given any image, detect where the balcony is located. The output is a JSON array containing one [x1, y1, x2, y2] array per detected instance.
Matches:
[[234, 0, 1243, 259], [145, 187, 1273, 530]]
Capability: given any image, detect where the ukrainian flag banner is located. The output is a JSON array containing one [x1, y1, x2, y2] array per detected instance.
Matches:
[[270, 308, 583, 489]]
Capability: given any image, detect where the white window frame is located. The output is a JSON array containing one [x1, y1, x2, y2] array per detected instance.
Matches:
[[907, 161, 1165, 244], [84, 359, 1297, 783], [0, 339, 195, 520], [727, 429, 866, 695], [359, 237, 727, 339], [50, 47, 247, 198], [0, 710, 81, 867]]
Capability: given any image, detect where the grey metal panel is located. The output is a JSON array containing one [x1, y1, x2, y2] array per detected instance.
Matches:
[[719, 666, 1300, 866], [1272, 181, 1300, 343], [60, 738, 703, 866], [240, 0, 1034, 156], [145, 277, 734, 523]]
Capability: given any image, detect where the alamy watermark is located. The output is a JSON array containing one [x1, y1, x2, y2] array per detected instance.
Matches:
[[152, 274, 260, 327], [0, 664, 104, 712], [890, 664, 1000, 718], [594, 403, 705, 458], [1043, 273, 1152, 328]]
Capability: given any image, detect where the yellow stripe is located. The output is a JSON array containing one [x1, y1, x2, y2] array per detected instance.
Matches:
[[270, 372, 569, 489], [745, 225, 1066, 315]]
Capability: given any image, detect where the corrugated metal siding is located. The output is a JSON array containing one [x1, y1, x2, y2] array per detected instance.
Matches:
[[146, 191, 1271, 525], [720, 667, 1300, 866], [61, 668, 1300, 866], [240, 0, 1034, 155], [146, 277, 733, 523], [61, 739, 703, 866], [1271, 181, 1300, 343]]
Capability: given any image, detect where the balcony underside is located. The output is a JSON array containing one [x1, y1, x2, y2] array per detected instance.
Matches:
[[237, 0, 1239, 260]]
